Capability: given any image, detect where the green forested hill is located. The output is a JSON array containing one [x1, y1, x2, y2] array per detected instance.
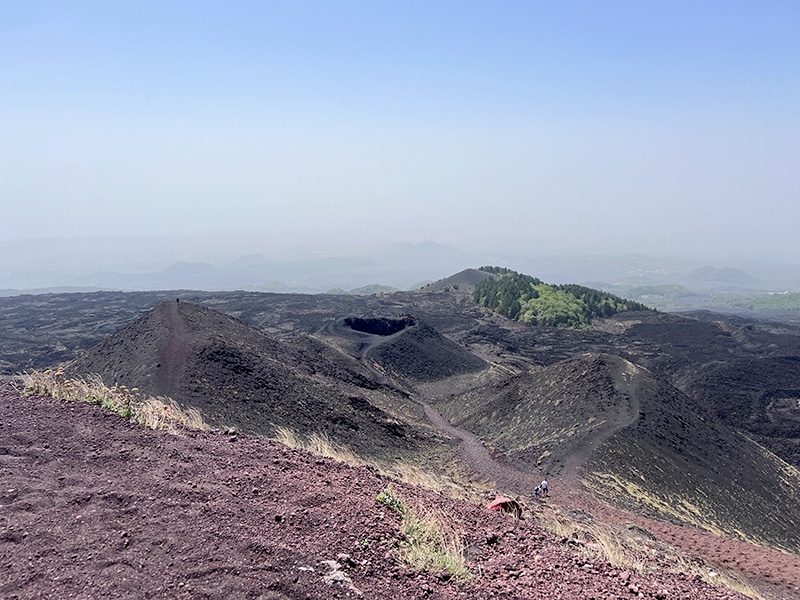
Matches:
[[473, 266, 652, 327]]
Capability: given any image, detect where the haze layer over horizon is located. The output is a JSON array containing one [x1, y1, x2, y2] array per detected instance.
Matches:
[[2, 1, 798, 263]]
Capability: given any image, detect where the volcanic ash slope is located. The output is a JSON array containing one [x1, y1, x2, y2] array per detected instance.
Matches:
[[436, 353, 800, 554], [65, 301, 449, 463]]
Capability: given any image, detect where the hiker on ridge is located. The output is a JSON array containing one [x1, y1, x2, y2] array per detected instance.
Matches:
[[541, 479, 548, 497]]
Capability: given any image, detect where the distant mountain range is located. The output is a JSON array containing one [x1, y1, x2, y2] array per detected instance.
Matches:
[[2, 237, 799, 318]]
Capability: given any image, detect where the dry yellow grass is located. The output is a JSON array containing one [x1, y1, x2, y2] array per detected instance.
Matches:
[[535, 502, 765, 599], [270, 425, 486, 502], [380, 461, 487, 503], [401, 505, 471, 581], [270, 425, 364, 467], [376, 487, 471, 581], [19, 369, 209, 433], [585, 471, 730, 538], [136, 396, 208, 433], [21, 370, 138, 417]]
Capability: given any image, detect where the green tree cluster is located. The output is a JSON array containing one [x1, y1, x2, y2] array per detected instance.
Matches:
[[474, 267, 652, 328]]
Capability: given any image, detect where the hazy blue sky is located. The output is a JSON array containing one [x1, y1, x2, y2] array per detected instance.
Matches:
[[2, 1, 798, 260]]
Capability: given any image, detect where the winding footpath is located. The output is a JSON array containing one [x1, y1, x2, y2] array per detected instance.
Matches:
[[317, 319, 800, 599], [320, 319, 550, 496]]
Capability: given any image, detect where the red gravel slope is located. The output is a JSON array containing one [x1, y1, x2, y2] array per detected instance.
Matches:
[[0, 381, 761, 599]]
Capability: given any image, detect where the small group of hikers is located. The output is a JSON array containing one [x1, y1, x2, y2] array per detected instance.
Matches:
[[486, 478, 549, 519], [534, 479, 549, 499]]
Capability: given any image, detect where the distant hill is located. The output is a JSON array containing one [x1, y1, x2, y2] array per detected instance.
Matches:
[[418, 268, 495, 294], [0, 237, 484, 293], [364, 319, 487, 382], [588, 283, 702, 311], [680, 266, 763, 290], [326, 284, 400, 295], [473, 266, 651, 327], [593, 282, 800, 314], [65, 301, 450, 464], [319, 314, 488, 384]]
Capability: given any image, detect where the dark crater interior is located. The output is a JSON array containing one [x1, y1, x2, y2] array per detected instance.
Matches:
[[344, 315, 416, 336]]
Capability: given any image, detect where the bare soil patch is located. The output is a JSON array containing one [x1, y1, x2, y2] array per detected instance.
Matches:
[[1, 382, 753, 600]]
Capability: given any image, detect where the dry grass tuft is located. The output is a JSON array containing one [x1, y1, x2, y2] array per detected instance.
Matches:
[[270, 425, 484, 501], [20, 369, 210, 433], [21, 370, 138, 418], [376, 487, 471, 581], [670, 555, 766, 600], [401, 506, 471, 581], [535, 503, 765, 599], [270, 425, 364, 467], [586, 471, 729, 536], [380, 461, 486, 503], [136, 396, 209, 433]]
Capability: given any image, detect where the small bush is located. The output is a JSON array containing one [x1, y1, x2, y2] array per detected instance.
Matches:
[[376, 487, 406, 514], [403, 506, 470, 581]]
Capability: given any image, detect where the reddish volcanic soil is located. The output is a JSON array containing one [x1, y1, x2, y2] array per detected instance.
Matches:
[[554, 485, 800, 600], [0, 380, 795, 599]]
